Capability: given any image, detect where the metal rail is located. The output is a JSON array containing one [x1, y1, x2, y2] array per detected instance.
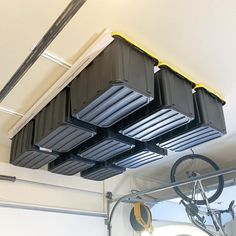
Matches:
[[0, 173, 105, 217], [0, 0, 86, 101], [0, 174, 103, 196], [107, 166, 236, 236], [0, 174, 16, 182], [0, 200, 106, 218]]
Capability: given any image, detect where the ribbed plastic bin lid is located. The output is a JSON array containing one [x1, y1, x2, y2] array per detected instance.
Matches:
[[111, 142, 167, 168], [34, 89, 96, 152], [75, 129, 135, 162], [157, 88, 226, 151], [118, 67, 194, 141], [49, 154, 95, 175], [10, 121, 58, 169], [80, 162, 125, 181]]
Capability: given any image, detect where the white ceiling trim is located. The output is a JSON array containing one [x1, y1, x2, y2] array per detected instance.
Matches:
[[8, 28, 114, 138], [31, 46, 72, 69], [0, 106, 23, 117]]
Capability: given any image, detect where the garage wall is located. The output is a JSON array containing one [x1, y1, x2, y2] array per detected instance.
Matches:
[[0, 166, 138, 236], [0, 161, 105, 213], [0, 161, 139, 236], [0, 206, 106, 236]]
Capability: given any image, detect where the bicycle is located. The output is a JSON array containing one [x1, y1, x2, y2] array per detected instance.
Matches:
[[170, 154, 235, 236]]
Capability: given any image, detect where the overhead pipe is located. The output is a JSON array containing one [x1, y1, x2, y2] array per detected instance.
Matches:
[[0, 174, 16, 182], [0, 0, 86, 102]]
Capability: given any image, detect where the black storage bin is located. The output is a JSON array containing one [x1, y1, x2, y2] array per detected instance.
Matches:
[[48, 153, 95, 176], [111, 142, 167, 168], [10, 121, 58, 169], [117, 66, 195, 141], [70, 37, 155, 128], [74, 129, 135, 162], [34, 89, 96, 152], [80, 162, 125, 181], [157, 88, 226, 152]]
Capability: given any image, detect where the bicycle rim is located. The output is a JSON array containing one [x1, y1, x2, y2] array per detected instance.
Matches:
[[170, 154, 224, 205]]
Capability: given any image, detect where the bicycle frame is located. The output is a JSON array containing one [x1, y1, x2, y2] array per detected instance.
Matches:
[[188, 179, 227, 236]]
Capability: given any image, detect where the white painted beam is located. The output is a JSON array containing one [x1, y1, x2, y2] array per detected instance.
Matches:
[[31, 46, 72, 69], [8, 28, 114, 138], [0, 106, 23, 117]]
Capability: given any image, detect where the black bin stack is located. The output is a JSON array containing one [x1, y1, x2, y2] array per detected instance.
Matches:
[[74, 129, 135, 162], [157, 88, 226, 151], [111, 141, 167, 168], [48, 153, 95, 176], [34, 89, 96, 153], [70, 37, 155, 128], [117, 67, 195, 141], [81, 162, 125, 181], [10, 121, 58, 169]]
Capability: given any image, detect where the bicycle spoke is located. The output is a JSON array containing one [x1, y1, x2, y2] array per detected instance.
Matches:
[[171, 155, 226, 236], [170, 154, 224, 205]]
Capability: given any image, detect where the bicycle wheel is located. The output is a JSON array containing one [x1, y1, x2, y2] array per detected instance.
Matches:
[[170, 154, 224, 205]]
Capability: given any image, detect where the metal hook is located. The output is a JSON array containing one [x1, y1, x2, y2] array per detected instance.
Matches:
[[191, 148, 195, 155]]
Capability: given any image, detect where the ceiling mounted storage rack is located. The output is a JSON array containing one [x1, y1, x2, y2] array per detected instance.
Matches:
[[80, 162, 125, 181], [117, 66, 195, 141], [34, 88, 96, 153], [48, 153, 95, 176], [111, 141, 167, 168], [70, 37, 155, 128], [157, 88, 226, 152], [8, 28, 227, 181], [10, 121, 58, 169], [74, 128, 135, 162]]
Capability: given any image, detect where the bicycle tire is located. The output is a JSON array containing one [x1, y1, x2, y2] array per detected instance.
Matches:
[[170, 154, 224, 205]]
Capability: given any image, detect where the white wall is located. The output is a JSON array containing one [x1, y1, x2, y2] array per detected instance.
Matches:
[[0, 162, 105, 213], [0, 206, 105, 236], [0, 162, 145, 236]]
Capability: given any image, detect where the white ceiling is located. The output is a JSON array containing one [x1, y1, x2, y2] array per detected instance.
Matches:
[[1, 0, 236, 182]]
